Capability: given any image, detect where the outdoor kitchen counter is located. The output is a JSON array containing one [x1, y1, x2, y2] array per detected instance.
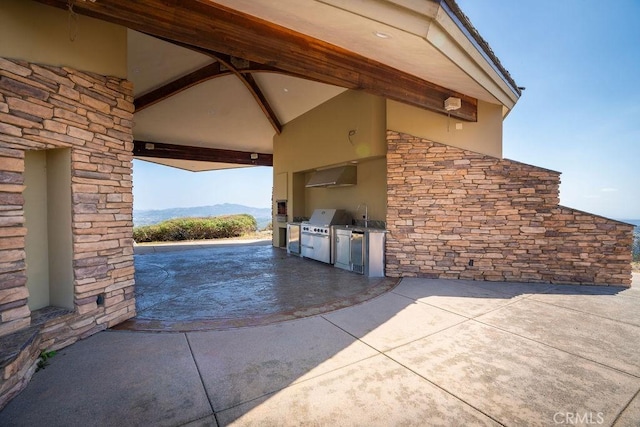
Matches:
[[332, 225, 387, 233], [332, 225, 386, 277]]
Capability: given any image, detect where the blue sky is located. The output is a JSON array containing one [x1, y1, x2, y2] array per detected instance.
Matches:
[[457, 0, 640, 219], [133, 162, 273, 210], [133, 0, 640, 219]]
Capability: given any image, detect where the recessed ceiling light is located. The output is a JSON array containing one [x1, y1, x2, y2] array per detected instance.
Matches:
[[373, 31, 391, 39]]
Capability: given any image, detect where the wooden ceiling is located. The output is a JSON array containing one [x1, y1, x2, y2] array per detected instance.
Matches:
[[35, 0, 478, 123]]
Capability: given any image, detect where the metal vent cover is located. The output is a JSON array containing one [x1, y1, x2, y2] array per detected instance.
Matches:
[[306, 165, 357, 188]]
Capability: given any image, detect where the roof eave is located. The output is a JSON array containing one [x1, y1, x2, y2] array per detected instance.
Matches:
[[436, 0, 522, 115]]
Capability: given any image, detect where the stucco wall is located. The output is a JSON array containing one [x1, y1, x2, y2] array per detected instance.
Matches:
[[272, 90, 386, 243], [273, 91, 507, 245], [386, 131, 633, 285], [46, 148, 74, 309], [274, 90, 386, 172], [0, 0, 127, 78], [23, 150, 50, 310], [23, 150, 49, 310], [303, 157, 387, 222], [23, 148, 74, 311], [387, 99, 503, 158]]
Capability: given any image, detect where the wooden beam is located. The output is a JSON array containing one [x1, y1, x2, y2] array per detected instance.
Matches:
[[134, 38, 294, 129], [35, 0, 477, 121], [155, 36, 304, 76], [134, 62, 231, 112], [241, 73, 282, 134], [151, 37, 283, 133], [133, 140, 273, 167]]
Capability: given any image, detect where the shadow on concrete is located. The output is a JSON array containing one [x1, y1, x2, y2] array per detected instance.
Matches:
[[200, 277, 639, 426]]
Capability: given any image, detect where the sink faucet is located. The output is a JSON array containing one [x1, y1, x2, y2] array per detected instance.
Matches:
[[356, 203, 368, 228]]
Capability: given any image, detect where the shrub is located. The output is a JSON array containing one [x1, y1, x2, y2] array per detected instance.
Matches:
[[633, 229, 640, 262], [133, 214, 257, 243]]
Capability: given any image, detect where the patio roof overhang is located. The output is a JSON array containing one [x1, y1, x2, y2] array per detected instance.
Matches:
[[35, 0, 521, 171]]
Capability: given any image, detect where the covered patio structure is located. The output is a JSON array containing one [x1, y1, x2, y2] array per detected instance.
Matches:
[[1, 274, 639, 425], [0, 0, 634, 411]]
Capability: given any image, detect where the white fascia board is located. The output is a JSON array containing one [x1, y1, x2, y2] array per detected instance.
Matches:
[[316, 0, 436, 37], [430, 3, 520, 111]]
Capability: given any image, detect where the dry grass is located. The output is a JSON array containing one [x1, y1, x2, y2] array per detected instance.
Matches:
[[633, 262, 640, 273], [234, 230, 273, 240], [132, 214, 258, 243]]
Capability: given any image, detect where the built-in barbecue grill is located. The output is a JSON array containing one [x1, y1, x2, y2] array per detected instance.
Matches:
[[300, 209, 351, 264]]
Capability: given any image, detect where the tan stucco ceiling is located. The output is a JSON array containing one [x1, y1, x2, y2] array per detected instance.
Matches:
[[123, 0, 518, 172], [135, 156, 253, 172], [129, 30, 348, 171], [128, 30, 214, 96], [134, 73, 348, 153]]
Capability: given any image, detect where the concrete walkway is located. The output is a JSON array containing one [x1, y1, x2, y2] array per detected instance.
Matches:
[[1, 274, 639, 426]]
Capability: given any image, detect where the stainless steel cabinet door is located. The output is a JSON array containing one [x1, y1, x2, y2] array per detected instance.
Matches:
[[334, 230, 351, 269], [350, 232, 364, 274], [301, 233, 313, 258], [287, 223, 300, 255], [301, 233, 331, 264], [314, 234, 331, 264]]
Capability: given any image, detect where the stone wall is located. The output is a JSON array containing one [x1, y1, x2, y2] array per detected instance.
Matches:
[[386, 131, 633, 286], [0, 57, 135, 407]]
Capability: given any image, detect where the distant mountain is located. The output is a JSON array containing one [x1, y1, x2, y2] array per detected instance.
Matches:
[[619, 220, 640, 241], [629, 221, 640, 259], [134, 203, 272, 229], [621, 219, 640, 228]]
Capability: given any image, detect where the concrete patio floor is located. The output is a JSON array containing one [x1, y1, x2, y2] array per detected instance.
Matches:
[[119, 240, 398, 331], [1, 271, 638, 426]]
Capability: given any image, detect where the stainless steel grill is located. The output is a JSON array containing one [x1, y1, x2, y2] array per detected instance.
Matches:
[[300, 209, 351, 264]]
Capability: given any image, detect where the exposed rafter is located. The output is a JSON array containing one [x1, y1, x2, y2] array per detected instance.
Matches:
[[241, 73, 282, 134], [133, 141, 273, 167], [35, 0, 478, 121], [158, 39, 283, 134], [134, 62, 231, 112], [167, 39, 332, 86]]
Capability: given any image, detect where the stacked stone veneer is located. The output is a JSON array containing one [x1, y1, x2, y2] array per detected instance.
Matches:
[[386, 131, 633, 286], [0, 57, 135, 407]]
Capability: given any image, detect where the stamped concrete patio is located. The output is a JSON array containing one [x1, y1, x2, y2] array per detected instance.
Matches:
[[120, 240, 399, 331], [0, 241, 638, 426]]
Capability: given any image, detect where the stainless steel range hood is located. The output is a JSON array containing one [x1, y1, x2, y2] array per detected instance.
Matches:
[[306, 165, 357, 188]]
